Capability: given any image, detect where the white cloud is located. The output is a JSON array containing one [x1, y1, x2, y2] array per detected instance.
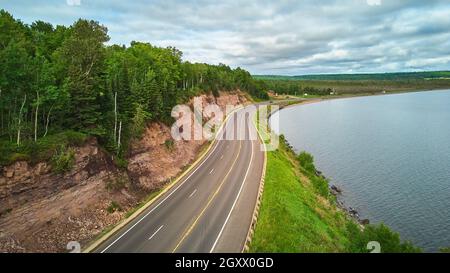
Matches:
[[66, 0, 81, 6], [367, 0, 382, 6], [3, 0, 450, 75]]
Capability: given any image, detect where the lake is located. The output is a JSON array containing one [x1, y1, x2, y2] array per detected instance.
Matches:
[[270, 90, 450, 252]]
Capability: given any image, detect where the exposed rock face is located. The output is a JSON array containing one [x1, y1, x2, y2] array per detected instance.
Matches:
[[0, 139, 106, 210], [127, 122, 206, 191], [127, 91, 247, 191], [0, 138, 137, 252], [0, 92, 247, 252]]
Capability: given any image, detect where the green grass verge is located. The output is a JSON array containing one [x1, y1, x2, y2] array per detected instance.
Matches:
[[249, 132, 420, 253]]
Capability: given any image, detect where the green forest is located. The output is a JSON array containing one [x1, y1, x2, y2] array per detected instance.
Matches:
[[0, 10, 268, 166]]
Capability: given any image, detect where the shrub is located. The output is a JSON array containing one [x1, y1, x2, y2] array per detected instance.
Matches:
[[9, 153, 31, 163], [164, 139, 174, 151], [440, 247, 450, 253], [346, 222, 421, 253], [50, 146, 75, 174], [311, 176, 330, 197], [63, 130, 88, 146], [298, 151, 316, 174], [0, 131, 87, 167], [113, 157, 128, 170]]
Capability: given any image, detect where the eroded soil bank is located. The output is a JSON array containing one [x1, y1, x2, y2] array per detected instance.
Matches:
[[0, 91, 247, 252]]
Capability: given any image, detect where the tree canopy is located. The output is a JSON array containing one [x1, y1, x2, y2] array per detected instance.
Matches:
[[0, 10, 268, 161]]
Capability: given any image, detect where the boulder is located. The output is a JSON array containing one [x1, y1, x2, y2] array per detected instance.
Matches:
[[348, 207, 359, 216], [330, 185, 342, 194], [360, 219, 370, 225]]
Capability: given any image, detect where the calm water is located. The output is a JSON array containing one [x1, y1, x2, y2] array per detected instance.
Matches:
[[270, 90, 450, 252]]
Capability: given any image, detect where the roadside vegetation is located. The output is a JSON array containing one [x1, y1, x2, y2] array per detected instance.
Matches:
[[250, 132, 420, 253], [0, 130, 86, 167]]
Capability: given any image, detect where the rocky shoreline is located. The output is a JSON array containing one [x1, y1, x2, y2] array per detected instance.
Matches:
[[268, 99, 371, 227], [277, 135, 371, 227], [322, 170, 370, 226]]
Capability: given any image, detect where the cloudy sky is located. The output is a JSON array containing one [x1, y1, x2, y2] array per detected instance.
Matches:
[[2, 0, 450, 75]]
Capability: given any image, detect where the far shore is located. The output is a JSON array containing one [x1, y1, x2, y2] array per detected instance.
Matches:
[[269, 87, 450, 111], [264, 87, 450, 229]]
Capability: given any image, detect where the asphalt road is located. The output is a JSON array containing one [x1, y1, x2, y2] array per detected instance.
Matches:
[[95, 105, 265, 253]]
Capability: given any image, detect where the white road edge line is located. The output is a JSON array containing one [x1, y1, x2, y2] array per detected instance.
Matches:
[[100, 126, 226, 253], [209, 129, 255, 253], [148, 225, 164, 240], [188, 189, 197, 198]]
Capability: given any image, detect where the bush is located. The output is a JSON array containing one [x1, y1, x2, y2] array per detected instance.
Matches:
[[50, 146, 75, 174], [346, 222, 421, 253], [440, 247, 450, 253], [63, 130, 88, 146], [113, 157, 128, 170], [8, 153, 31, 163], [0, 131, 87, 167], [164, 139, 174, 151], [298, 152, 316, 174], [310, 176, 329, 197]]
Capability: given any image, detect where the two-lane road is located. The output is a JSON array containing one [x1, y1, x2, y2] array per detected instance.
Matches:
[[95, 105, 265, 253]]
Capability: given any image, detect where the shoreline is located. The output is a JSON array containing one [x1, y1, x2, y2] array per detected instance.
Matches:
[[266, 94, 386, 226], [271, 87, 450, 112], [267, 87, 450, 229]]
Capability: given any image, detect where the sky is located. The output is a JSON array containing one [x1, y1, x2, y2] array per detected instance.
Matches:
[[2, 0, 450, 75]]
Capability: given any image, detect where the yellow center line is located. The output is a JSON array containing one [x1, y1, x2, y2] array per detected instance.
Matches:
[[172, 139, 243, 253]]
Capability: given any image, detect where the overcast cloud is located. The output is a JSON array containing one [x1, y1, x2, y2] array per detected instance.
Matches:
[[2, 0, 450, 75]]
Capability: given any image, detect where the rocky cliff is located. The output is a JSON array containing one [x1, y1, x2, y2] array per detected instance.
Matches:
[[0, 91, 247, 252]]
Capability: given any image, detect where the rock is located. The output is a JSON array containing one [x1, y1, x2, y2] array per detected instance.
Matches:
[[348, 207, 359, 216], [330, 185, 342, 194], [34, 163, 48, 176], [5, 170, 14, 178], [360, 219, 370, 225]]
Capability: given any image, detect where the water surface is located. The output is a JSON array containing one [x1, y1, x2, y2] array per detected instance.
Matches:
[[270, 90, 450, 252]]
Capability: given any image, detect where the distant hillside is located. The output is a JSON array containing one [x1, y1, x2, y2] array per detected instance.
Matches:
[[254, 71, 450, 81], [253, 71, 450, 96]]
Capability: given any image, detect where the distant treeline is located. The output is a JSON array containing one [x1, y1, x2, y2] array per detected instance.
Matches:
[[254, 71, 450, 81], [254, 72, 450, 95], [0, 10, 268, 158]]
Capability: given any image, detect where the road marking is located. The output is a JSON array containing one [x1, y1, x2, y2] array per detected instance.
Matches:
[[172, 140, 243, 253], [148, 225, 164, 240], [210, 132, 255, 252], [220, 155, 224, 159], [209, 168, 214, 174], [100, 124, 227, 252], [188, 189, 197, 198]]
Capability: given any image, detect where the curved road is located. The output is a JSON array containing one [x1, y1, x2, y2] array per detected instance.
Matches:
[[95, 105, 265, 253]]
